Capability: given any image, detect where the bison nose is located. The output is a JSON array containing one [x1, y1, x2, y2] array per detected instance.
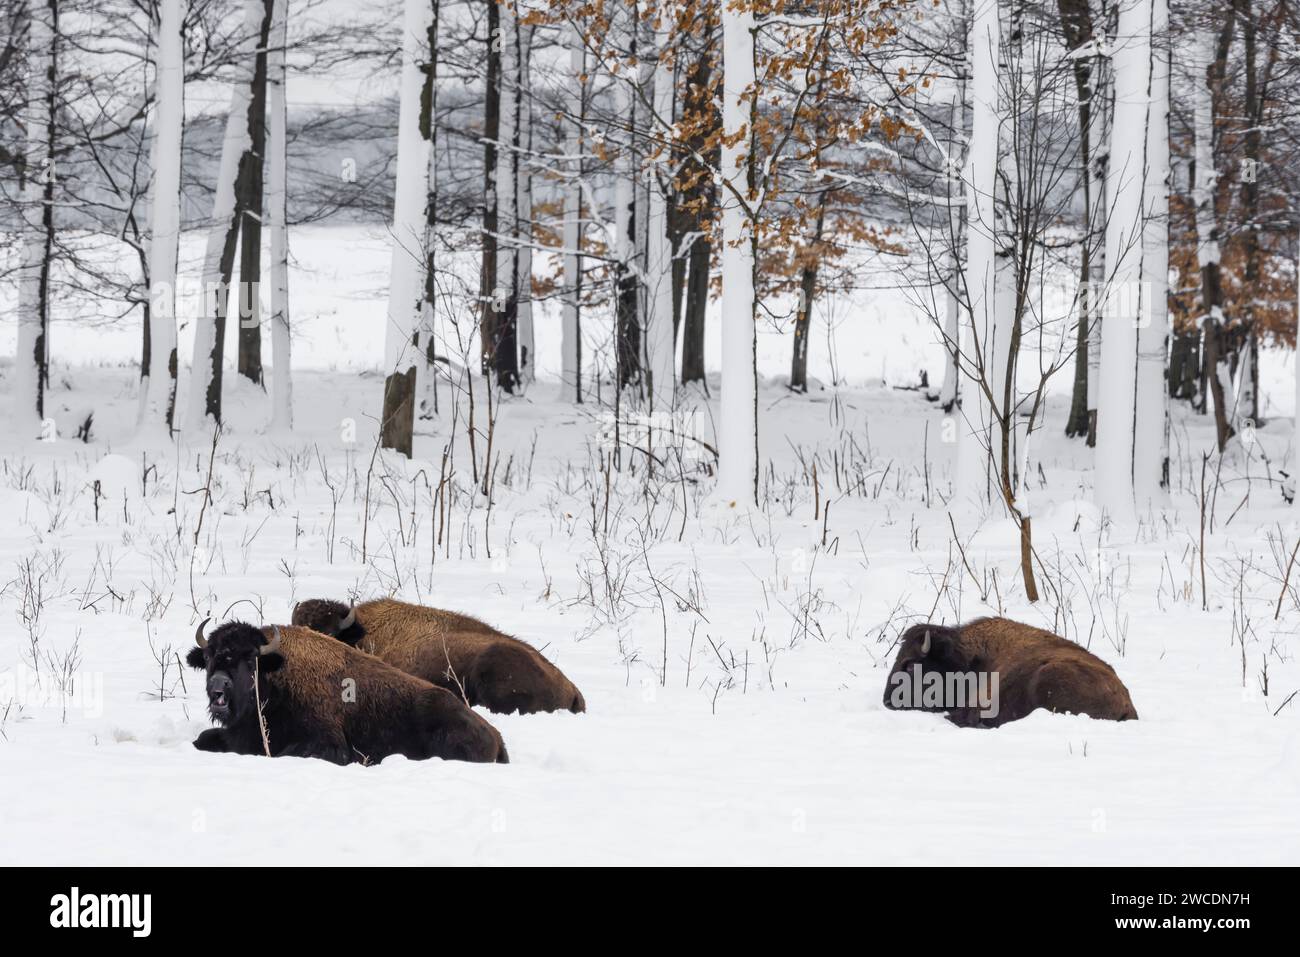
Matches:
[[207, 673, 232, 712]]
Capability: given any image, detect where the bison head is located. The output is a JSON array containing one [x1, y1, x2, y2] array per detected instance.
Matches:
[[186, 620, 284, 724], [881, 623, 970, 711], [291, 598, 362, 645]]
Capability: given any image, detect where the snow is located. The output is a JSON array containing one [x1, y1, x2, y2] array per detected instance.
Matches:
[[2, 284, 1299, 864]]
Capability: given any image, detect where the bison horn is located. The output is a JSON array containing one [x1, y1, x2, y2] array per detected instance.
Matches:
[[920, 629, 932, 655], [195, 617, 211, 649], [261, 625, 283, 656], [339, 606, 356, 630]]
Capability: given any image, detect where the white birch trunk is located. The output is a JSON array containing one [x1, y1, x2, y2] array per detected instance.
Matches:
[[1096, 0, 1151, 518], [1191, 30, 1220, 281], [1292, 244, 1300, 503], [939, 281, 961, 409], [560, 23, 585, 402], [266, 0, 291, 431], [186, 0, 261, 431], [15, 0, 57, 439], [612, 7, 636, 387], [645, 19, 676, 413], [493, 6, 519, 380], [417, 3, 441, 421], [635, 15, 654, 333], [1085, 17, 1112, 429], [139, 0, 184, 437], [516, 24, 535, 385], [1235, 344, 1255, 422], [955, 0, 1000, 503], [718, 0, 757, 505], [1191, 24, 1236, 423], [1133, 0, 1169, 506], [937, 76, 963, 412], [383, 0, 434, 377]]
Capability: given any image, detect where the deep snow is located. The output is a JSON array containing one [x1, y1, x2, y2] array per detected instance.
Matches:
[[0, 226, 1297, 866]]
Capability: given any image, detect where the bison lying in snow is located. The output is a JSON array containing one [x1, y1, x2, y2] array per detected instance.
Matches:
[[882, 617, 1138, 728], [186, 620, 508, 764], [291, 597, 586, 716]]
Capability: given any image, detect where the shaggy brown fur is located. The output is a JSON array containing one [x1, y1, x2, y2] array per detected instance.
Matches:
[[291, 597, 586, 715], [186, 622, 508, 764], [882, 617, 1138, 728]]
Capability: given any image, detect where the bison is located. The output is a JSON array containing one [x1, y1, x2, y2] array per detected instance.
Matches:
[[185, 619, 508, 764], [882, 617, 1138, 728], [291, 597, 586, 715]]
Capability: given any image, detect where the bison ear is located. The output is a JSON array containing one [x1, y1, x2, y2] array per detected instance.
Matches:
[[904, 623, 959, 662], [921, 626, 963, 664], [258, 639, 286, 673], [185, 647, 206, 670], [256, 627, 286, 672]]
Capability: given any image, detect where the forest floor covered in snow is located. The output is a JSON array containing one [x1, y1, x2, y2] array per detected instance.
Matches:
[[1, 227, 1298, 865]]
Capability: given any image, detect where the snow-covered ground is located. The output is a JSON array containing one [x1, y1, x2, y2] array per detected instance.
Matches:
[[1, 226, 1297, 865]]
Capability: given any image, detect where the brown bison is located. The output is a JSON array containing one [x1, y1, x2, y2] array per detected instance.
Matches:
[[186, 620, 508, 764], [882, 617, 1138, 728], [291, 597, 586, 716]]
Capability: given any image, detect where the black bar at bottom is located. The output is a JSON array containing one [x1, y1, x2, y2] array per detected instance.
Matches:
[[2, 866, 1284, 943]]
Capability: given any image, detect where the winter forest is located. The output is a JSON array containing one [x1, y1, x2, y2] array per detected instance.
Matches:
[[1, 0, 1298, 866]]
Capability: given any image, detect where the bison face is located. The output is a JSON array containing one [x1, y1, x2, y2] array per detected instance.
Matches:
[[882, 624, 969, 711], [186, 620, 284, 725], [291, 598, 362, 645]]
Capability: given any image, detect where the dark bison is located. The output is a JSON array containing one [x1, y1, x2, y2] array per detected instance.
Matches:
[[185, 620, 508, 764], [291, 597, 586, 716], [882, 617, 1138, 728]]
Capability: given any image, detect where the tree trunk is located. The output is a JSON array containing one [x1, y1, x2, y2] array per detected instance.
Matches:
[[1191, 16, 1236, 451], [645, 20, 677, 412], [1169, 330, 1200, 401], [1058, 0, 1095, 439], [955, 0, 1001, 503], [613, 9, 640, 393], [187, 0, 264, 430], [15, 0, 57, 439], [380, 0, 435, 456], [266, 0, 291, 430], [678, 45, 715, 388], [718, 0, 758, 504], [1234, 0, 1264, 427], [1291, 242, 1300, 503], [491, 4, 520, 392], [790, 194, 827, 394], [1096, 0, 1153, 518], [937, 75, 964, 413], [237, 0, 272, 387], [478, 0, 499, 376], [1236, 335, 1259, 425], [515, 24, 535, 387], [1085, 1, 1115, 447], [560, 21, 585, 402], [139, 0, 184, 436], [380, 367, 416, 455], [682, 233, 710, 386], [1133, 0, 1170, 502], [670, 192, 685, 345], [417, 0, 441, 422]]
